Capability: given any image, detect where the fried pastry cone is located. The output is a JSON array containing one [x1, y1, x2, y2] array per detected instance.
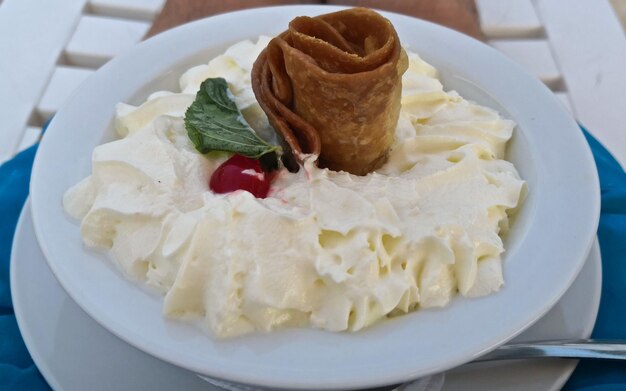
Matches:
[[252, 7, 408, 175]]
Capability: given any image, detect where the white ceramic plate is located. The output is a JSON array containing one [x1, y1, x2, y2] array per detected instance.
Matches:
[[29, 5, 600, 390], [12, 203, 601, 391]]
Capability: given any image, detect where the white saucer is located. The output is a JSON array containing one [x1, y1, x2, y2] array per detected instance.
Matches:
[[11, 202, 601, 391], [30, 6, 600, 388]]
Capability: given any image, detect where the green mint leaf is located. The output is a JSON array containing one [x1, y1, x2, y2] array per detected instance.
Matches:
[[184, 78, 281, 165]]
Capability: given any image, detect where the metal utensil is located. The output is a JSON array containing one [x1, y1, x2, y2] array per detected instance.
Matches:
[[208, 339, 626, 391], [389, 339, 626, 391], [474, 339, 626, 362], [386, 339, 626, 391]]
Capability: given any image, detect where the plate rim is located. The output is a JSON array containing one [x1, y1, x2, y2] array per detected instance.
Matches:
[[11, 201, 65, 391]]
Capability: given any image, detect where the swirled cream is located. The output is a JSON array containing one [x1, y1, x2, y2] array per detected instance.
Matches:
[[64, 37, 525, 337]]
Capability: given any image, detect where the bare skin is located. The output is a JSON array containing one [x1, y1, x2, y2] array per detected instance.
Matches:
[[145, 0, 483, 41]]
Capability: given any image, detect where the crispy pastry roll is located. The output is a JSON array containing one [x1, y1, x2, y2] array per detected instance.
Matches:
[[252, 7, 408, 175]]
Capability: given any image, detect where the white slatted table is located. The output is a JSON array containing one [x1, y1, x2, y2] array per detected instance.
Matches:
[[1, 0, 625, 168]]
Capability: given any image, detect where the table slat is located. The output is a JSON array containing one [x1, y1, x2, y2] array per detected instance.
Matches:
[[610, 0, 626, 31], [17, 127, 42, 153], [537, 0, 626, 169], [89, 0, 165, 21], [477, 0, 544, 38], [64, 15, 150, 68], [37, 66, 95, 120], [554, 92, 574, 114], [489, 40, 562, 89], [0, 0, 87, 157]]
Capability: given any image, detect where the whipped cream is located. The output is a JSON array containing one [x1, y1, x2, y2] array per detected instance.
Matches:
[[64, 37, 525, 337]]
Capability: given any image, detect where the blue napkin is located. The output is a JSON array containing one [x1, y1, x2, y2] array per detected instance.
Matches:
[[564, 131, 626, 390], [0, 144, 49, 390], [0, 127, 624, 390]]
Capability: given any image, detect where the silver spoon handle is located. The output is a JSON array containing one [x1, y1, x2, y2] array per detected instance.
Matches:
[[475, 339, 626, 362]]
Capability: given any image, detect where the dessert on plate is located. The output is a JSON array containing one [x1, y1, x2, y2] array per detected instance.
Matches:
[[252, 7, 407, 174], [63, 8, 525, 338]]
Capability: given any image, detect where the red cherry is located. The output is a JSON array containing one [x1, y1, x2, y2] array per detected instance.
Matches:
[[209, 154, 275, 198]]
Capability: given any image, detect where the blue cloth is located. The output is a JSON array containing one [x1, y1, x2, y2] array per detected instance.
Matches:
[[0, 143, 50, 390], [0, 127, 624, 390], [564, 131, 626, 390]]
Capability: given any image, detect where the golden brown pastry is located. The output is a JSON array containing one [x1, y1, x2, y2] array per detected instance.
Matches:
[[251, 7, 408, 175]]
